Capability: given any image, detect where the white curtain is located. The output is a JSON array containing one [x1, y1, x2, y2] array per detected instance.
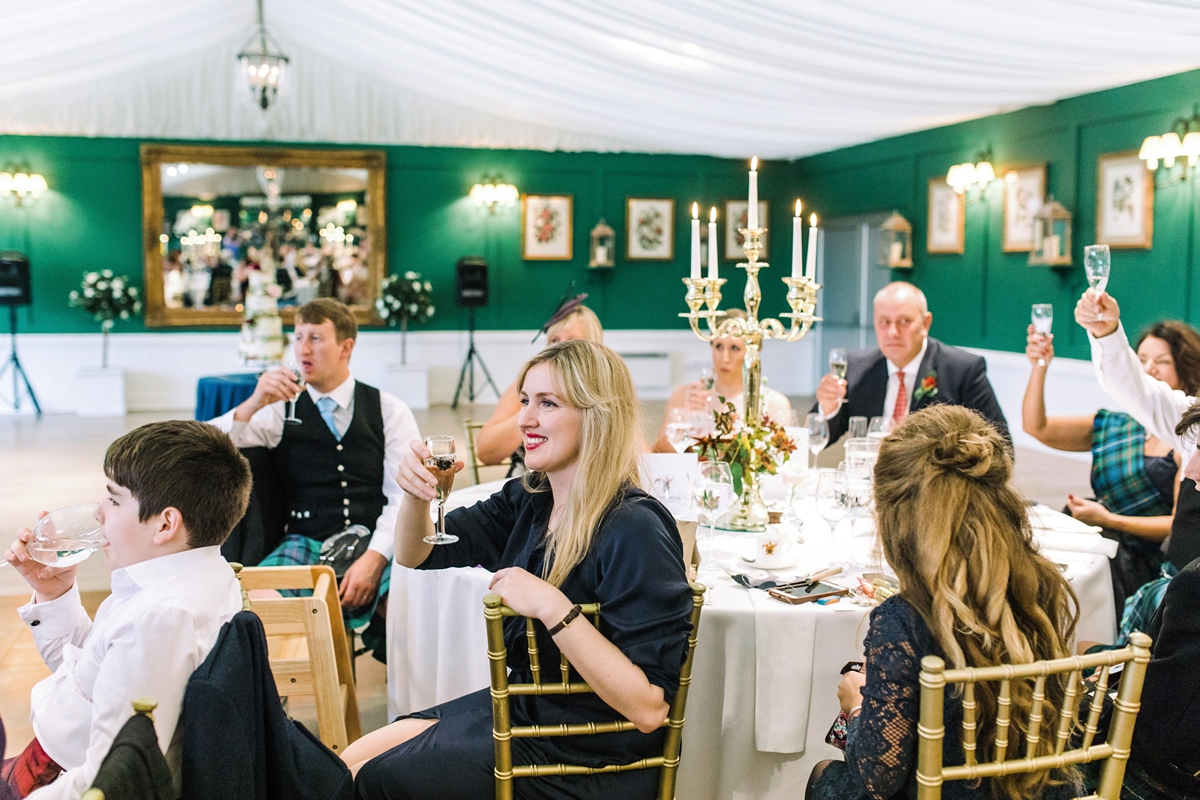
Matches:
[[3, 0, 1200, 157]]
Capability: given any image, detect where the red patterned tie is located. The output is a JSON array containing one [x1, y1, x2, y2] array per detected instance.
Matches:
[[892, 371, 907, 426]]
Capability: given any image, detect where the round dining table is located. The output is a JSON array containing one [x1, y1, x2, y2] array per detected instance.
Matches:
[[386, 478, 1116, 800]]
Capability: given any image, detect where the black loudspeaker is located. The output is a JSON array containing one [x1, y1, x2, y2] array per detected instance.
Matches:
[[455, 256, 488, 307], [0, 252, 31, 307]]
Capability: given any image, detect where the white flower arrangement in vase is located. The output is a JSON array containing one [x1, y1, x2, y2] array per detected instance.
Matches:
[[68, 270, 142, 368], [376, 271, 435, 364]]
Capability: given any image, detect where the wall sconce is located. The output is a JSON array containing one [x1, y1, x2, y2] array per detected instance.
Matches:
[[589, 219, 615, 268], [0, 162, 48, 206], [469, 176, 518, 212], [1139, 106, 1200, 187], [946, 152, 995, 195]]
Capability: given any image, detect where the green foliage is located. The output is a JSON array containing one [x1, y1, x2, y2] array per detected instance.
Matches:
[[693, 399, 796, 494]]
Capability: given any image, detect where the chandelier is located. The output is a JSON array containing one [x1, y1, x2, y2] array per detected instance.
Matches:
[[237, 0, 289, 111]]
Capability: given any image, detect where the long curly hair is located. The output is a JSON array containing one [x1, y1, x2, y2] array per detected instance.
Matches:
[[873, 405, 1079, 800], [1135, 320, 1200, 395]]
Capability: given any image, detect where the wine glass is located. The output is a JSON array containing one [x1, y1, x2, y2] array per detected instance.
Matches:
[[867, 416, 890, 441], [664, 408, 693, 454], [848, 416, 868, 440], [2, 504, 105, 568], [698, 366, 715, 392], [692, 461, 736, 595], [423, 435, 459, 545], [815, 470, 849, 561], [283, 348, 305, 425], [805, 413, 828, 470], [1084, 245, 1111, 320], [1032, 304, 1053, 366], [829, 347, 848, 406]]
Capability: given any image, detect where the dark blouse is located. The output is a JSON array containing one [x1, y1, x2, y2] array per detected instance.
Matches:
[[419, 478, 693, 763]]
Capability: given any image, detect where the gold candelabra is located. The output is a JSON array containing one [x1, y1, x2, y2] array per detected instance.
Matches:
[[681, 226, 821, 531]]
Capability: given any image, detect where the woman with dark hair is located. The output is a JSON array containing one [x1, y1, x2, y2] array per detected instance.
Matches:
[[808, 405, 1079, 800], [1023, 319, 1200, 613]]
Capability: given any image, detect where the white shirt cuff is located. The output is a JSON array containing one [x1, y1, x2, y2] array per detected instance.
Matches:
[[368, 531, 395, 562], [18, 583, 85, 640]]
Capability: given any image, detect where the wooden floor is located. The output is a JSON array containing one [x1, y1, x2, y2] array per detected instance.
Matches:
[[0, 399, 1089, 757]]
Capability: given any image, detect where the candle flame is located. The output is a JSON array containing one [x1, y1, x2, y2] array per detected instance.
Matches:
[[692, 202, 698, 218], [810, 213, 818, 227], [710, 207, 717, 222], [751, 156, 758, 171], [795, 199, 802, 217]]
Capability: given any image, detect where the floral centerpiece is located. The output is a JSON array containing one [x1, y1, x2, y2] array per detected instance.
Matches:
[[693, 399, 797, 529], [68, 270, 141, 368], [376, 271, 435, 364]]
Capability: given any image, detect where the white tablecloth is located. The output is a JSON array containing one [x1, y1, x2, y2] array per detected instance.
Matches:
[[387, 479, 1115, 800]]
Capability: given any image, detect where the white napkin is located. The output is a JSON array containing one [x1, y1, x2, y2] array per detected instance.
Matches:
[[1027, 504, 1119, 558], [748, 588, 818, 753]]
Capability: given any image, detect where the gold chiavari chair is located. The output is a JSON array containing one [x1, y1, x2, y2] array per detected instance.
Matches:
[[484, 583, 706, 800], [916, 631, 1152, 800], [463, 420, 511, 485]]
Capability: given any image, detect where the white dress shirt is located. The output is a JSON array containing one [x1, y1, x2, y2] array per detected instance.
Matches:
[[882, 337, 928, 421], [209, 375, 420, 559], [1090, 323, 1194, 465], [21, 547, 241, 800]]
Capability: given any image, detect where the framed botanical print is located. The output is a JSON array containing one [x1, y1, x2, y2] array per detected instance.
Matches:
[[1097, 152, 1154, 249], [521, 194, 573, 260], [625, 198, 675, 260], [927, 179, 964, 254], [724, 200, 769, 260], [1002, 165, 1046, 252]]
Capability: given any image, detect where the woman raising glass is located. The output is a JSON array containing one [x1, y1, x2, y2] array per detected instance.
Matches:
[[344, 340, 694, 800]]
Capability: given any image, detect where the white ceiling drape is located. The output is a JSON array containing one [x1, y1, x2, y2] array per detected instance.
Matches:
[[3, 0, 1200, 158]]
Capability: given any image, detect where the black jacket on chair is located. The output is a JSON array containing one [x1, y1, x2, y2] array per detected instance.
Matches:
[[221, 447, 288, 567], [88, 712, 177, 800], [180, 612, 352, 800], [814, 337, 1011, 447]]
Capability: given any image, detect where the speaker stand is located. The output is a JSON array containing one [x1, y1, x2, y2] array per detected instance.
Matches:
[[0, 306, 41, 415], [452, 307, 500, 409]]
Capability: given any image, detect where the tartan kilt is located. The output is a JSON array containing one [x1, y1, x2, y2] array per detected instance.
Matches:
[[258, 533, 390, 631]]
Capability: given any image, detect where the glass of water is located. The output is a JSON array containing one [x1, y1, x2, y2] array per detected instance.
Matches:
[[3, 504, 105, 569], [1032, 304, 1053, 366], [1084, 245, 1111, 320]]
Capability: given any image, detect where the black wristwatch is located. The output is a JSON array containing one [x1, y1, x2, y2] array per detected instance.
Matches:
[[547, 604, 582, 636]]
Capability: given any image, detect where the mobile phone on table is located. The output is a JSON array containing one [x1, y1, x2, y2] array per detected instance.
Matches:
[[768, 581, 850, 605]]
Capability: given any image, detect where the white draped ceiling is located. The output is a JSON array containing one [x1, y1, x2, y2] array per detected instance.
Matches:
[[3, 0, 1200, 158]]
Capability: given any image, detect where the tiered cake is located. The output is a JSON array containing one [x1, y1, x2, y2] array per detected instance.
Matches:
[[238, 270, 286, 366]]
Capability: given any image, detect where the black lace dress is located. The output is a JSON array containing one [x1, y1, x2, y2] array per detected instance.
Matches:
[[810, 595, 1079, 800]]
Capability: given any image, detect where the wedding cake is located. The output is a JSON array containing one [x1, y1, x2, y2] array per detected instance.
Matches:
[[238, 270, 286, 366]]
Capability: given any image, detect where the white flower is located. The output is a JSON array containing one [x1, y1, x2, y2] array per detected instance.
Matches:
[[84, 288, 94, 298], [130, 287, 139, 296], [411, 281, 421, 291], [404, 271, 417, 280], [69, 290, 79, 300], [133, 302, 142, 312], [102, 270, 113, 279], [97, 281, 108, 291], [112, 279, 124, 291], [425, 305, 435, 316], [120, 310, 129, 319], [408, 303, 419, 314], [423, 282, 432, 291], [86, 272, 99, 282]]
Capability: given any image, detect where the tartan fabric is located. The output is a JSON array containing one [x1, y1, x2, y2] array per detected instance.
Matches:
[[258, 534, 390, 632], [1085, 562, 1179, 651], [1091, 410, 1175, 518], [1, 738, 62, 799]]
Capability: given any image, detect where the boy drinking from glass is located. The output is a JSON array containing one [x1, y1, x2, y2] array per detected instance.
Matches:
[[2, 421, 251, 799]]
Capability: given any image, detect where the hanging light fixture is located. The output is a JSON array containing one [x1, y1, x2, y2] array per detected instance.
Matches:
[[237, 0, 289, 111]]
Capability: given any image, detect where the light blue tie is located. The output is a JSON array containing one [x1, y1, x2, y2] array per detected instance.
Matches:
[[316, 396, 342, 441]]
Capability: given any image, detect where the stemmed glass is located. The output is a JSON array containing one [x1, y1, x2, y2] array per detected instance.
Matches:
[[815, 470, 848, 561], [423, 435, 459, 545], [283, 349, 305, 425], [1084, 245, 1111, 321], [867, 416, 890, 441], [805, 413, 828, 471], [665, 408, 693, 453], [829, 347, 848, 406], [1032, 304, 1053, 367], [692, 461, 737, 595], [2, 505, 105, 568]]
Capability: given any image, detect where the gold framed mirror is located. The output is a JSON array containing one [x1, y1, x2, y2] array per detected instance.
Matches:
[[141, 144, 386, 327]]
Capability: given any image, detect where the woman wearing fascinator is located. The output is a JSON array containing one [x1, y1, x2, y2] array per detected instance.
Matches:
[[475, 294, 604, 473]]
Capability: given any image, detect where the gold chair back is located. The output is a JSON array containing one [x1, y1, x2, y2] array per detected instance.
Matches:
[[236, 564, 362, 753], [464, 419, 510, 485], [916, 631, 1152, 800], [483, 583, 705, 800]]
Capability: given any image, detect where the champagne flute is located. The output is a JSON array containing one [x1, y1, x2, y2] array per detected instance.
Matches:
[[423, 435, 459, 545], [2, 504, 105, 568], [1032, 304, 1053, 366], [829, 347, 849, 406], [1084, 245, 1111, 321], [664, 408, 694, 454], [692, 461, 736, 596], [283, 349, 305, 425], [806, 413, 828, 471]]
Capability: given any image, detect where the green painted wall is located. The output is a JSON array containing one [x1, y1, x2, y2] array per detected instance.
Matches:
[[795, 68, 1200, 360], [0, 136, 802, 334]]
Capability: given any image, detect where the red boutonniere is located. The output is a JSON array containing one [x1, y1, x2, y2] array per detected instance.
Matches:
[[913, 370, 938, 403]]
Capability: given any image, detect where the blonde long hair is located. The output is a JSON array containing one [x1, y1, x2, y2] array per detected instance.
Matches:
[[517, 340, 642, 587], [873, 405, 1078, 800]]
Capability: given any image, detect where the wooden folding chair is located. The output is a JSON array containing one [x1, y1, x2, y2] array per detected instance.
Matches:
[[235, 564, 362, 754], [484, 583, 705, 800], [916, 631, 1153, 800], [463, 419, 511, 485]]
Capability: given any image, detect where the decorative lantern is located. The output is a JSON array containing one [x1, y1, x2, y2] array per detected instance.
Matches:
[[589, 218, 616, 268], [1029, 197, 1073, 267], [880, 211, 913, 268]]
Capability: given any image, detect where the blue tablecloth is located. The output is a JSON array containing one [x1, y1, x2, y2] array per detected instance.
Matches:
[[196, 373, 261, 421]]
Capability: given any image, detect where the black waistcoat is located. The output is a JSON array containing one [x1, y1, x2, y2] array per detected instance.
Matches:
[[1168, 478, 1200, 569], [274, 381, 386, 541]]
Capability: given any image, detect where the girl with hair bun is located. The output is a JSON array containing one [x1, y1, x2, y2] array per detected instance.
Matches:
[[808, 405, 1080, 800]]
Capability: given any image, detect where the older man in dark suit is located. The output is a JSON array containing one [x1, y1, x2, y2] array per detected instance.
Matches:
[[814, 282, 1010, 446]]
